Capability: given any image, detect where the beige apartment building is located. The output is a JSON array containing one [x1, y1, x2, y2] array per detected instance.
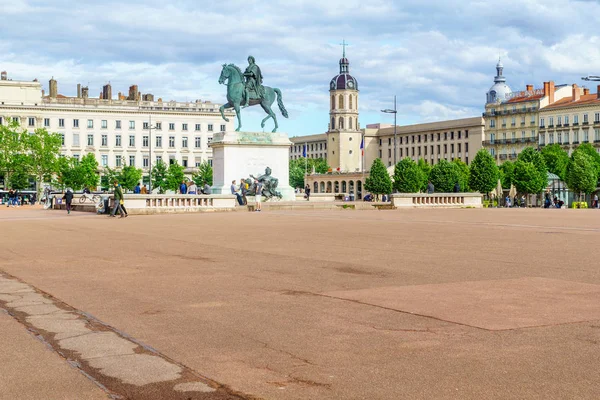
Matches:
[[0, 72, 234, 188], [539, 84, 600, 152], [482, 61, 575, 163]]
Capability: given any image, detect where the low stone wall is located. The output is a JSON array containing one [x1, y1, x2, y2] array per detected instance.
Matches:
[[391, 193, 482, 208], [123, 194, 236, 214]]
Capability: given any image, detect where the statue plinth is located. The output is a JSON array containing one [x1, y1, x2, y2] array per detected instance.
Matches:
[[211, 131, 295, 201]]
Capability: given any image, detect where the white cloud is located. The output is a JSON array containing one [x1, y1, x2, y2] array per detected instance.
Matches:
[[0, 0, 598, 135]]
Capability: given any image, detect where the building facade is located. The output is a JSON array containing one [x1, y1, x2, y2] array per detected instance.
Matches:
[[539, 84, 600, 153], [0, 73, 234, 185], [482, 61, 575, 163]]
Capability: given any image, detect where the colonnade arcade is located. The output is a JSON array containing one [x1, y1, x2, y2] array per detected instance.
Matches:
[[304, 174, 365, 199]]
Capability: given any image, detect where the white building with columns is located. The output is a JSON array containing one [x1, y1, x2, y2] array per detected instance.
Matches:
[[0, 72, 234, 186]]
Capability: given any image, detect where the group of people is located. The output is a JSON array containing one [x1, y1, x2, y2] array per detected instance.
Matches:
[[506, 195, 526, 208], [176, 180, 212, 195], [4, 189, 35, 207], [230, 178, 263, 211]]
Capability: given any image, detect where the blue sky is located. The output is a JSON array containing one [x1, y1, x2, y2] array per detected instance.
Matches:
[[2, 0, 600, 136]]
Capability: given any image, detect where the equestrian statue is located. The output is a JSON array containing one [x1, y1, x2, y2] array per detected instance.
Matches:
[[218, 56, 289, 133]]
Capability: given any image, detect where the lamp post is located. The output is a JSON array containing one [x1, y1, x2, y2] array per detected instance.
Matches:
[[381, 95, 397, 165], [147, 115, 156, 193]]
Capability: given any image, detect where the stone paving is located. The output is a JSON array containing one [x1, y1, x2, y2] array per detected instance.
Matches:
[[1, 206, 600, 399]]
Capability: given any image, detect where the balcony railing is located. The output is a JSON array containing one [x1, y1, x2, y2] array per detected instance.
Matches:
[[509, 154, 518, 160], [573, 122, 579, 126], [573, 140, 580, 144], [548, 124, 554, 128], [499, 154, 508, 160], [583, 121, 589, 125], [502, 124, 507, 127]]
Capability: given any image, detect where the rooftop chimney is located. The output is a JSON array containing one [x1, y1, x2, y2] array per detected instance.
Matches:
[[572, 84, 580, 102], [584, 88, 590, 96], [127, 85, 138, 101], [526, 84, 533, 92], [102, 83, 112, 100], [0, 71, 6, 80], [81, 86, 89, 99], [597, 85, 600, 99], [49, 77, 58, 98], [547, 81, 555, 104], [77, 83, 81, 98]]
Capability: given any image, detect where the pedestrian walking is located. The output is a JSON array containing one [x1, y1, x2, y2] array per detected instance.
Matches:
[[254, 179, 262, 212], [594, 193, 599, 209], [63, 188, 73, 215], [304, 184, 311, 201], [109, 180, 126, 218]]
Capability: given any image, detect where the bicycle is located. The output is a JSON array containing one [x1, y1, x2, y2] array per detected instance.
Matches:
[[79, 193, 101, 204]]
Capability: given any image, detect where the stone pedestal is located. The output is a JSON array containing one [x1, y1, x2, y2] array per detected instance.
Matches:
[[211, 131, 295, 201]]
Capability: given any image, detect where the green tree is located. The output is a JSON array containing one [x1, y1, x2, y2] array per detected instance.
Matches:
[[77, 153, 100, 190], [166, 161, 185, 192], [118, 165, 143, 191], [566, 150, 598, 197], [417, 158, 431, 192], [192, 161, 213, 186], [469, 149, 499, 194], [26, 128, 62, 198], [393, 158, 425, 193], [289, 160, 305, 189], [365, 158, 392, 199], [0, 120, 28, 187], [101, 167, 120, 190], [575, 143, 600, 178], [513, 160, 546, 197], [8, 154, 32, 190], [151, 160, 168, 194], [499, 160, 515, 189], [518, 147, 547, 176], [429, 159, 461, 193], [452, 158, 470, 191], [541, 144, 569, 181]]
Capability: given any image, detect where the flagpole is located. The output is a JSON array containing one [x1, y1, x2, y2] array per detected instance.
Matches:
[[304, 142, 307, 175]]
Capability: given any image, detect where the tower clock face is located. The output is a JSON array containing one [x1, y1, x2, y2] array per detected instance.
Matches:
[[347, 81, 354, 88]]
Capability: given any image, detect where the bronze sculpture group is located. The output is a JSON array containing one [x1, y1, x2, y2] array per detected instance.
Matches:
[[243, 167, 282, 200], [218, 56, 289, 132]]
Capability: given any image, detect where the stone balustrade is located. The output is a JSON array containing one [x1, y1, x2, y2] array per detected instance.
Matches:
[[391, 193, 482, 208], [122, 194, 236, 214]]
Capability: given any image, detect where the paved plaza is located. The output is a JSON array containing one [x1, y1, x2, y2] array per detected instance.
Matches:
[[1, 207, 600, 399]]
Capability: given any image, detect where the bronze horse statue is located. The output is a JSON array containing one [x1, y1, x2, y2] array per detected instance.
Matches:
[[218, 64, 288, 132]]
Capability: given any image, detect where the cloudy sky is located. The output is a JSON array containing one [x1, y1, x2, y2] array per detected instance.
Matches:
[[2, 0, 600, 136]]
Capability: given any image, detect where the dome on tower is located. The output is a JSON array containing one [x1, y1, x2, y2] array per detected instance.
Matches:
[[330, 56, 358, 91], [486, 58, 511, 104]]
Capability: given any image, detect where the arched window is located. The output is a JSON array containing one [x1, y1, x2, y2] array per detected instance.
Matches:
[[327, 182, 332, 193], [331, 95, 335, 110], [331, 117, 335, 130], [313, 182, 318, 193], [320, 182, 325, 193], [338, 94, 344, 109], [342, 181, 347, 193], [339, 117, 344, 130], [349, 95, 353, 109], [334, 181, 340, 193]]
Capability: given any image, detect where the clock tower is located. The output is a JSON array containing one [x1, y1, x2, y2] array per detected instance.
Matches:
[[327, 44, 361, 172]]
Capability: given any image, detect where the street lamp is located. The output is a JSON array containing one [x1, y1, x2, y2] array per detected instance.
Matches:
[[381, 95, 397, 164], [146, 115, 156, 193]]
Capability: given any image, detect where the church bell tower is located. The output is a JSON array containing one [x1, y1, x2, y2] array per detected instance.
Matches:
[[327, 42, 360, 172]]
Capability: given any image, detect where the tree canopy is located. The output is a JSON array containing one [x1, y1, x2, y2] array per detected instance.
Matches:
[[192, 161, 213, 186], [513, 160, 546, 195], [429, 159, 462, 193], [499, 160, 515, 189], [541, 144, 569, 181], [151, 160, 169, 193], [166, 161, 186, 192], [393, 158, 425, 193], [365, 158, 392, 197], [566, 149, 598, 195], [469, 149, 499, 194]]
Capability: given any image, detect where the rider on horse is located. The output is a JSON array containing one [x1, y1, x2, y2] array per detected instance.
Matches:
[[242, 56, 265, 107]]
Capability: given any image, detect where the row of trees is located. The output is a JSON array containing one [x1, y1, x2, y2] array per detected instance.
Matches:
[[289, 158, 330, 188], [365, 144, 600, 199], [0, 119, 214, 194], [365, 157, 471, 196]]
